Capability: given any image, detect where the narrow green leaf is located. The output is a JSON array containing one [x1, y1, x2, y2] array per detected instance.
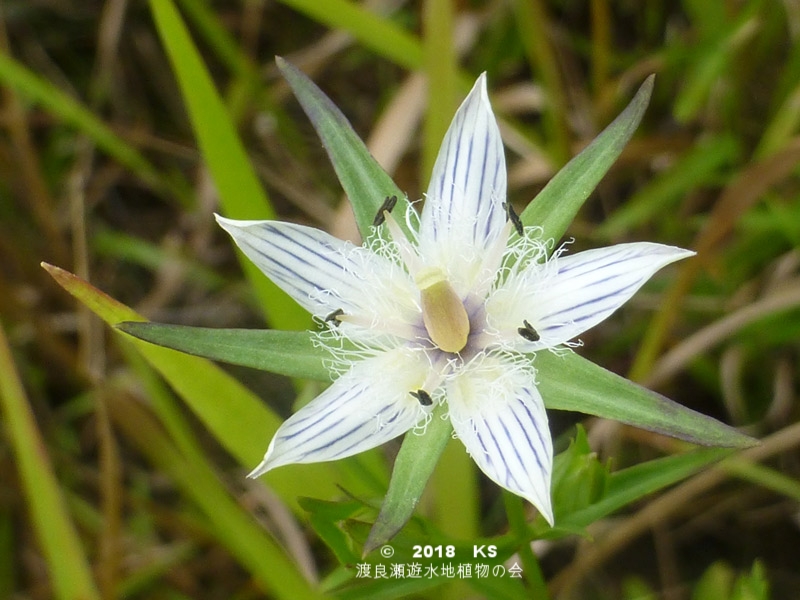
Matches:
[[107, 392, 320, 600], [176, 0, 256, 80], [597, 134, 741, 238], [520, 75, 655, 243], [40, 263, 366, 513], [535, 350, 757, 448], [673, 9, 759, 124], [149, 0, 308, 329], [299, 498, 363, 565], [92, 227, 226, 290], [277, 0, 423, 70], [363, 403, 453, 555], [559, 446, 733, 529], [0, 52, 182, 203], [0, 324, 100, 600], [149, 0, 269, 219], [117, 322, 331, 381], [277, 57, 409, 240]]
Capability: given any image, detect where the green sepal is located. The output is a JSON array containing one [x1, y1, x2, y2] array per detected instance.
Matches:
[[363, 402, 453, 556], [277, 57, 410, 241], [116, 322, 331, 382], [116, 322, 757, 450], [521, 76, 655, 244], [535, 350, 757, 449]]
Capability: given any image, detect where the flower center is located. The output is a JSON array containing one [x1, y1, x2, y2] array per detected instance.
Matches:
[[415, 266, 470, 353]]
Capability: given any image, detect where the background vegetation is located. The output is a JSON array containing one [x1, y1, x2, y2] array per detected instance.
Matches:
[[1, 0, 799, 598]]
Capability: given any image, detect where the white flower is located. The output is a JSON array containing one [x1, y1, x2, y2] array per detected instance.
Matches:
[[216, 74, 693, 525]]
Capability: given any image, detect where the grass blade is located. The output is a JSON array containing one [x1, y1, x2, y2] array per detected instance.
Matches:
[[278, 0, 423, 70], [149, 0, 308, 329], [520, 75, 655, 243], [0, 51, 181, 202], [0, 324, 100, 600], [40, 262, 369, 512]]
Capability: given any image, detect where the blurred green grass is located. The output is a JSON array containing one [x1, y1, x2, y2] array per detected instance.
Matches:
[[1, 0, 799, 598]]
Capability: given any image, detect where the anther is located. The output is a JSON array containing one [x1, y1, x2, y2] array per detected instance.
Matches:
[[324, 308, 345, 326], [503, 201, 524, 236], [517, 319, 540, 342], [410, 389, 433, 406], [372, 195, 398, 227]]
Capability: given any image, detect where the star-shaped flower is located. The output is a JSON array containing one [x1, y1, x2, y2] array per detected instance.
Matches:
[[216, 74, 693, 525]]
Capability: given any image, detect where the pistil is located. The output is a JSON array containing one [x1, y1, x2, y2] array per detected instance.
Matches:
[[415, 267, 470, 353]]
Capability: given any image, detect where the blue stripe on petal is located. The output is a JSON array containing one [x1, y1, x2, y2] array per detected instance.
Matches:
[[511, 401, 547, 473], [447, 356, 554, 524], [216, 216, 401, 318], [546, 279, 641, 321], [493, 242, 694, 349], [419, 74, 508, 254], [249, 349, 432, 474]]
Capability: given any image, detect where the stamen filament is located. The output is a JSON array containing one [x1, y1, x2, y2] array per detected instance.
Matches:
[[334, 313, 419, 341], [383, 210, 422, 275]]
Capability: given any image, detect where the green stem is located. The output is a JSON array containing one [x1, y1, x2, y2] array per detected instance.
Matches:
[[504, 492, 548, 598]]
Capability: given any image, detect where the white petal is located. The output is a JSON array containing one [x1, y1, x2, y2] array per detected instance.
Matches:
[[446, 355, 553, 524], [248, 348, 433, 476], [487, 242, 694, 349], [216, 215, 419, 335], [419, 74, 508, 291]]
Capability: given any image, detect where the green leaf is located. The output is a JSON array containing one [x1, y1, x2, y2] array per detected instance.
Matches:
[[0, 52, 181, 203], [277, 58, 409, 241], [277, 0, 423, 71], [107, 390, 320, 600], [117, 322, 331, 381], [40, 263, 368, 513], [520, 75, 655, 243], [114, 322, 756, 449], [299, 498, 363, 565], [176, 0, 257, 81], [149, 0, 308, 329], [559, 445, 733, 530], [550, 425, 610, 519], [597, 133, 741, 238], [535, 350, 757, 448], [0, 325, 100, 600], [363, 403, 453, 555]]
